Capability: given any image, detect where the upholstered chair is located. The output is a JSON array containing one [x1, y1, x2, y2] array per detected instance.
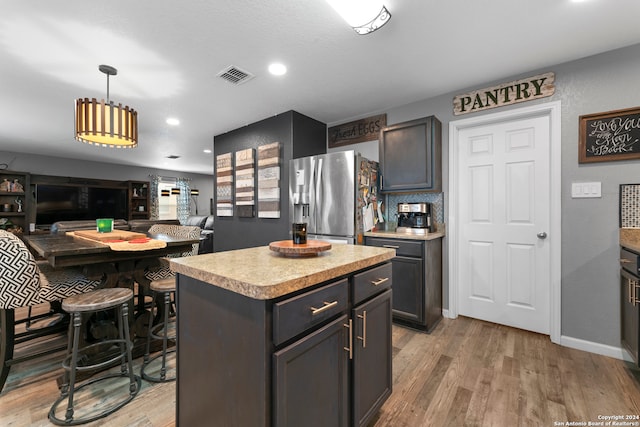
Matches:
[[0, 230, 101, 393]]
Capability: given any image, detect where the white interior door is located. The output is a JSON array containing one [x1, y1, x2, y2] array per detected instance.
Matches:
[[456, 114, 551, 334]]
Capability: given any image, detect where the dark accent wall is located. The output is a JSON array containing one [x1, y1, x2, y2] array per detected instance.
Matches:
[[213, 110, 326, 251]]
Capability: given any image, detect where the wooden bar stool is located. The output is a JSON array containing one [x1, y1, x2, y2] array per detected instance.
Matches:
[[141, 277, 176, 382], [48, 288, 141, 426]]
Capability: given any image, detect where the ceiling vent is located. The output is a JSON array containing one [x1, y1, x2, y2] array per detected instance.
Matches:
[[217, 65, 255, 85]]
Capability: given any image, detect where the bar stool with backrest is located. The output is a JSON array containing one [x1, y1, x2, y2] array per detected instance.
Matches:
[[141, 224, 201, 382], [0, 230, 101, 394], [48, 287, 141, 425]]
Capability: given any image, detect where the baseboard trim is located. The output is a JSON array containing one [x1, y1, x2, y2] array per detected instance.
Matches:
[[560, 335, 631, 362]]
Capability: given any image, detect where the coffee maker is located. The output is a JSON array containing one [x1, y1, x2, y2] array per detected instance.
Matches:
[[397, 202, 433, 234]]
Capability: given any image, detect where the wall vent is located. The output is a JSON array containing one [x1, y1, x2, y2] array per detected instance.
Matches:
[[217, 65, 255, 85]]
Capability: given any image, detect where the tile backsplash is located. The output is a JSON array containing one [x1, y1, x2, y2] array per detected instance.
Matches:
[[384, 192, 444, 229], [620, 184, 640, 227]]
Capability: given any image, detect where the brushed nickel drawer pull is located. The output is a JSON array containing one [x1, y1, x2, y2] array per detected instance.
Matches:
[[310, 300, 338, 315], [371, 277, 389, 286], [343, 319, 353, 360], [382, 244, 399, 249], [357, 310, 367, 348], [634, 281, 640, 306]]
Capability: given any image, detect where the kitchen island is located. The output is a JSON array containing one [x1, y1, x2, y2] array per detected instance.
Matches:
[[170, 244, 395, 427]]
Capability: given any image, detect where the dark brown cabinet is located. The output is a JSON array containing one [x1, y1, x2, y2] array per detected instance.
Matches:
[[0, 170, 31, 235], [274, 315, 350, 427], [621, 268, 639, 363], [379, 116, 441, 193], [177, 261, 392, 426], [127, 181, 149, 220], [365, 236, 442, 332]]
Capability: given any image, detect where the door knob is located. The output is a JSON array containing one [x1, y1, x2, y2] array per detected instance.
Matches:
[[537, 232, 547, 239]]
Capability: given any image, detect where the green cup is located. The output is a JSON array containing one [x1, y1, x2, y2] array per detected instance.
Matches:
[[96, 218, 114, 233]]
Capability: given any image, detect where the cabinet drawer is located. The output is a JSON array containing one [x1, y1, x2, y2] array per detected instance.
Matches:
[[273, 279, 348, 346], [353, 263, 392, 305], [366, 238, 423, 257]]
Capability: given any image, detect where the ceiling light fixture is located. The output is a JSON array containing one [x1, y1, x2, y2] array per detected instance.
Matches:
[[268, 63, 287, 76], [166, 117, 180, 126], [74, 65, 138, 148], [325, 0, 391, 35]]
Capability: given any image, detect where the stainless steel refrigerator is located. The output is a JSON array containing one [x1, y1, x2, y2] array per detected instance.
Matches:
[[289, 150, 379, 244]]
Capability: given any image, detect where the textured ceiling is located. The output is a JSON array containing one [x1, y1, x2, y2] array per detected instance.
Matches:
[[1, 0, 640, 174]]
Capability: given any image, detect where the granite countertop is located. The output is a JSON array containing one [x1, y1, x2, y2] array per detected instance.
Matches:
[[620, 228, 640, 253], [169, 244, 395, 300], [364, 230, 446, 241]]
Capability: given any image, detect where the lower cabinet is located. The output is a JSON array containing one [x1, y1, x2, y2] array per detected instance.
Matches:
[[621, 268, 639, 364], [274, 315, 350, 427], [365, 236, 442, 332], [177, 261, 392, 427]]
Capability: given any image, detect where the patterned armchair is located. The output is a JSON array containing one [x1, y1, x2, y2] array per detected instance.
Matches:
[[0, 230, 101, 393]]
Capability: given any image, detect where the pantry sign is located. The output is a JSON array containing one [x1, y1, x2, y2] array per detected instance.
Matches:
[[453, 72, 555, 115]]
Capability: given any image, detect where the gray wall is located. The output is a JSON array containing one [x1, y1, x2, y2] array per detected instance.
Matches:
[[329, 43, 640, 348], [0, 150, 214, 217]]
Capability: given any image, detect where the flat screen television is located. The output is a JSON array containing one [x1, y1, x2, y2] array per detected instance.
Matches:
[[35, 184, 128, 226]]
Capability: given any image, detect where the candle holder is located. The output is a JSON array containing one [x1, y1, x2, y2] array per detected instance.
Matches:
[[96, 218, 114, 233], [292, 222, 307, 244]]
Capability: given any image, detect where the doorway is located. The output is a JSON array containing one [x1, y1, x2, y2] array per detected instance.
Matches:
[[448, 101, 561, 343]]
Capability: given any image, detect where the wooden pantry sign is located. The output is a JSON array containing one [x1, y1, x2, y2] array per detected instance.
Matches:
[[453, 72, 555, 115]]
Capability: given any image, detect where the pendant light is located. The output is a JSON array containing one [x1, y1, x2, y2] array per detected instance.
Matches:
[[74, 65, 138, 148], [325, 0, 391, 35]]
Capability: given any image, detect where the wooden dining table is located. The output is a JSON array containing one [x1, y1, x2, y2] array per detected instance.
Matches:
[[22, 230, 200, 373]]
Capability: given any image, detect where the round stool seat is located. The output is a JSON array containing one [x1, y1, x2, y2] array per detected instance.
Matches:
[[150, 277, 176, 293], [62, 288, 133, 313]]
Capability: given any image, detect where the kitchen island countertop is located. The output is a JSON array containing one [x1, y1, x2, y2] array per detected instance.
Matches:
[[169, 244, 395, 300]]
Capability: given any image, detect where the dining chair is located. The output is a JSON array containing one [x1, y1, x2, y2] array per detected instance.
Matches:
[[0, 230, 101, 394]]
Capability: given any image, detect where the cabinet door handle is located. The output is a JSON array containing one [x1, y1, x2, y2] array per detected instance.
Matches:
[[357, 310, 367, 348], [343, 319, 353, 360], [634, 280, 640, 306], [310, 300, 338, 315], [371, 277, 389, 286], [382, 244, 399, 249], [629, 280, 633, 304]]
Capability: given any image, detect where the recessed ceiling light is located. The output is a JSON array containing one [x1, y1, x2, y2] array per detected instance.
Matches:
[[166, 117, 180, 126], [203, 149, 212, 154], [268, 63, 287, 76]]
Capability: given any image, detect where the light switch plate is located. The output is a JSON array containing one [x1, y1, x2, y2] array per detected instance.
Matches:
[[571, 181, 602, 198]]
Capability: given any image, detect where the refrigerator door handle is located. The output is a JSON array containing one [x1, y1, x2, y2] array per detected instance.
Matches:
[[315, 157, 324, 232]]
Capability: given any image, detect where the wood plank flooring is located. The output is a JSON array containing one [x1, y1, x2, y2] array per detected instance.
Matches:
[[2, 311, 640, 426]]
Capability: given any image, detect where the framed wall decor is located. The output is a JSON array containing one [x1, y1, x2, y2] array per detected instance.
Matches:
[[579, 106, 640, 163], [216, 152, 233, 217], [235, 148, 255, 217], [257, 142, 281, 218]]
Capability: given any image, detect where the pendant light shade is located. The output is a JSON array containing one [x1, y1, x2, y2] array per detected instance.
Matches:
[[326, 0, 391, 35], [75, 65, 138, 148]]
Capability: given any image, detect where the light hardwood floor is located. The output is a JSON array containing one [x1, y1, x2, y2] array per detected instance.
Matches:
[[2, 312, 640, 426]]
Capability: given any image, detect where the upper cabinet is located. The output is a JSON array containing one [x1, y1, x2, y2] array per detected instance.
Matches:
[[127, 181, 150, 220], [379, 116, 441, 193], [0, 170, 31, 235]]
